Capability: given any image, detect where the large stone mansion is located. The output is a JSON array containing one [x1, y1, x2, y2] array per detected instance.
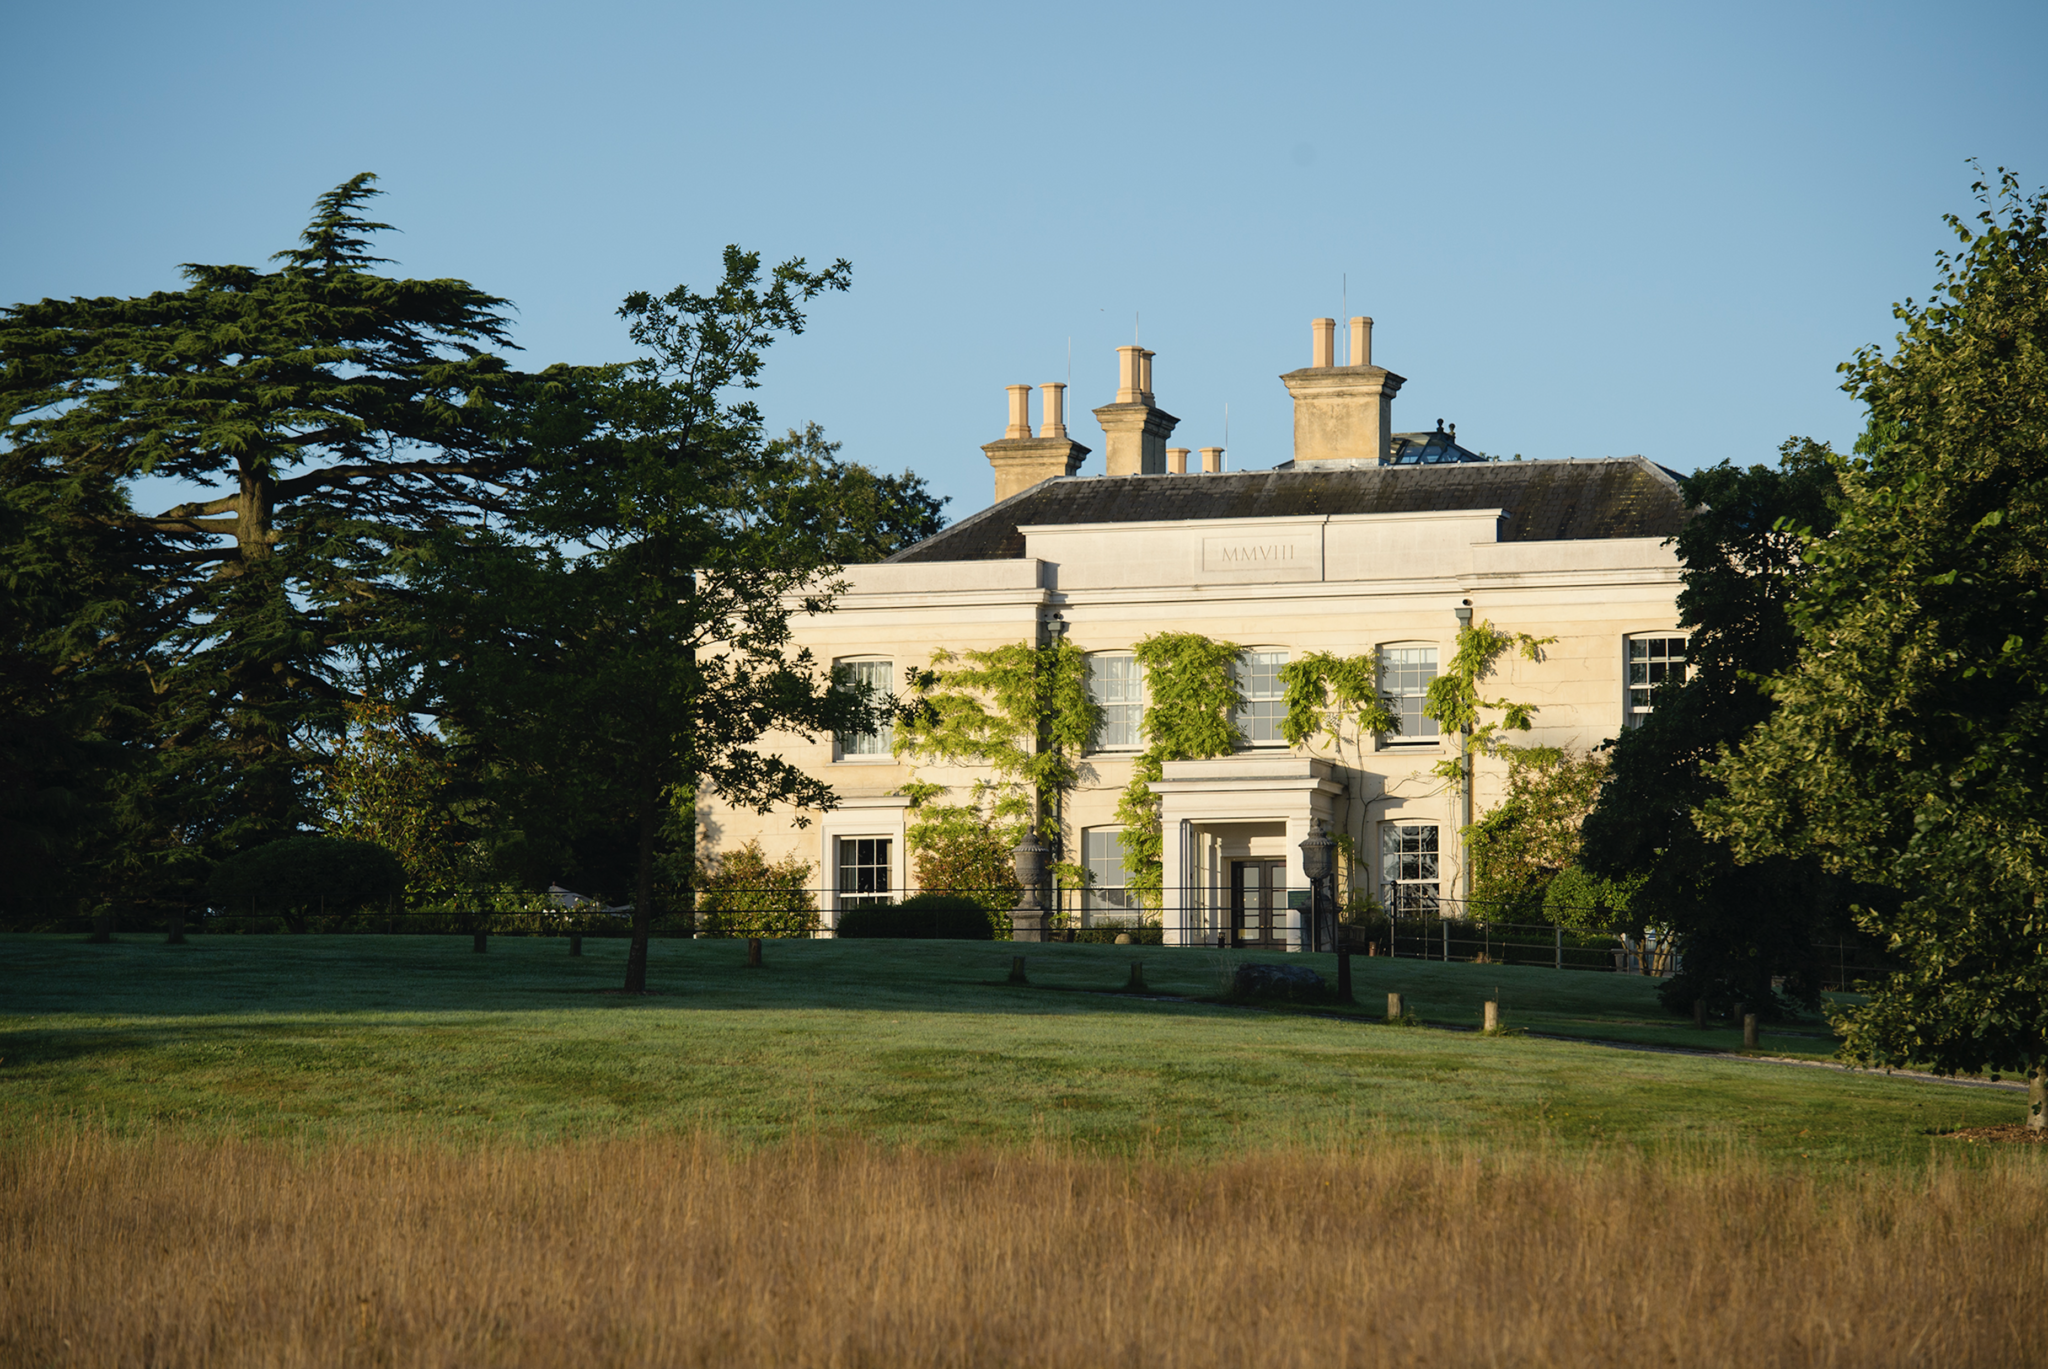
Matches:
[[698, 317, 1691, 946]]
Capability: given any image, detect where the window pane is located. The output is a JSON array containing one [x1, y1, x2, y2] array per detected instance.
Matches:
[[837, 659, 894, 756], [1381, 646, 1440, 741], [838, 838, 891, 908], [1234, 651, 1287, 744], [1081, 828, 1134, 917], [1624, 637, 1687, 726], [1088, 655, 1142, 749], [1380, 823, 1440, 915]]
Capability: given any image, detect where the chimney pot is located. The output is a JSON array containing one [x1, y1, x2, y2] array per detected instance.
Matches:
[[1115, 346, 1145, 405], [1311, 318, 1336, 369], [1005, 385, 1032, 439], [1166, 447, 1188, 474], [1039, 382, 1068, 439], [1199, 446, 1223, 473], [1350, 316, 1372, 368]]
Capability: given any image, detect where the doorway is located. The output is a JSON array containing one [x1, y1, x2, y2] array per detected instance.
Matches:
[[1231, 859, 1286, 948]]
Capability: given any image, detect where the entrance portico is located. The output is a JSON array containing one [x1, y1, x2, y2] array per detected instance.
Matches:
[[1153, 756, 1345, 948]]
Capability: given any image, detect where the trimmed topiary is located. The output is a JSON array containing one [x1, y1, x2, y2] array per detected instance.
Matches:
[[835, 893, 995, 940]]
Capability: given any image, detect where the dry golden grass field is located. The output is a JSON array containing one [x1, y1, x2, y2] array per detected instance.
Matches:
[[4, 935, 2045, 1366], [4, 1127, 2043, 1369]]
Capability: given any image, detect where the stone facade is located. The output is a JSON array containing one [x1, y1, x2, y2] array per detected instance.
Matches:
[[697, 320, 1691, 947]]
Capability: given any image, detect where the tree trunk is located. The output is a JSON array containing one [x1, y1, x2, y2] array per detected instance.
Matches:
[[166, 905, 186, 945], [621, 778, 659, 994], [2030, 1059, 2046, 1132]]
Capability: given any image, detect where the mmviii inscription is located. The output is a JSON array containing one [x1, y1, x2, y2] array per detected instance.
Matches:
[[1200, 532, 1320, 578]]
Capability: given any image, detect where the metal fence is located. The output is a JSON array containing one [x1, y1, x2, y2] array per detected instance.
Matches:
[[4, 888, 1896, 990]]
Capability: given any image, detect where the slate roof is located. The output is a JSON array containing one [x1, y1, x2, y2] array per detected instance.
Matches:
[[887, 457, 1691, 564]]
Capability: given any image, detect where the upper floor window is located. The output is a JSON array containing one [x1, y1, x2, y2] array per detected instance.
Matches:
[[835, 657, 894, 758], [1235, 650, 1288, 745], [1381, 646, 1440, 743], [1088, 654, 1142, 750], [1626, 636, 1688, 726]]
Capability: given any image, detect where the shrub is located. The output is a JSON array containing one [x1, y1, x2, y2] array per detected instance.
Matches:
[[835, 893, 995, 940], [695, 841, 820, 938], [206, 836, 405, 932]]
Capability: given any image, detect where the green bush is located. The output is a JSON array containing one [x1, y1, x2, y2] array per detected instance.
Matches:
[[206, 835, 405, 931], [695, 841, 820, 938], [835, 893, 995, 940]]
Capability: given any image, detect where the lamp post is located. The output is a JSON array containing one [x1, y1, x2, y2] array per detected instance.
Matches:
[[1299, 820, 1351, 1001]]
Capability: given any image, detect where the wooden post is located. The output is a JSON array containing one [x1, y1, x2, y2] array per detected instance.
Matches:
[[1484, 1000, 1499, 1033], [1743, 1014, 1759, 1050], [1008, 955, 1029, 985], [1693, 998, 1707, 1030], [1387, 991, 1404, 1022], [1336, 947, 1353, 1004], [747, 937, 763, 968], [472, 930, 488, 953], [1126, 961, 1146, 991], [569, 934, 582, 957]]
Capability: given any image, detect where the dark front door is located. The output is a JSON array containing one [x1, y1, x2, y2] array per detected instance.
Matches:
[[1231, 859, 1286, 948]]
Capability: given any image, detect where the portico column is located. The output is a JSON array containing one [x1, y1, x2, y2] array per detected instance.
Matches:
[[1284, 815, 1313, 951], [1161, 817, 1189, 947]]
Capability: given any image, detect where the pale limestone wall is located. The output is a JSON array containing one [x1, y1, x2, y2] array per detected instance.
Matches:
[[696, 504, 1683, 924]]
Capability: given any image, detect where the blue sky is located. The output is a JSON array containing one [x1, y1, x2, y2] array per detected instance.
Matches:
[[6, 0, 2044, 523]]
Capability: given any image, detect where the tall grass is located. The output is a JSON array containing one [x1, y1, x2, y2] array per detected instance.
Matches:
[[3, 1128, 2041, 1367]]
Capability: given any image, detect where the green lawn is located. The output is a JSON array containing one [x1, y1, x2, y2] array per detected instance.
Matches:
[[0, 933, 2025, 1163]]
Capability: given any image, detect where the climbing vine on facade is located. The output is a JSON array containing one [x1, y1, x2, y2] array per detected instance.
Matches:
[[893, 640, 1096, 910], [1427, 620, 1554, 790], [1112, 631, 1245, 904]]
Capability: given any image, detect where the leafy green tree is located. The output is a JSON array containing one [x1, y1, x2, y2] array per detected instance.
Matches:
[[1468, 747, 1611, 922], [414, 248, 941, 994], [0, 174, 536, 872], [320, 695, 474, 903], [0, 454, 162, 929], [1704, 170, 2048, 1123], [1579, 442, 1853, 1016]]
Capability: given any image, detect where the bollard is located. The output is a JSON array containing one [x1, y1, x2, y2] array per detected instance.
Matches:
[[1743, 1013, 1759, 1050], [1693, 998, 1707, 1030], [1484, 1000, 1500, 1034], [569, 934, 582, 957], [1127, 961, 1146, 991], [1008, 955, 1029, 985], [473, 931, 487, 953], [746, 937, 763, 968], [1336, 947, 1354, 1003], [1387, 991, 1405, 1022]]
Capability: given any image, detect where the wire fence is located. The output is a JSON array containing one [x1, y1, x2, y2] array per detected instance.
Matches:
[[5, 888, 1898, 990]]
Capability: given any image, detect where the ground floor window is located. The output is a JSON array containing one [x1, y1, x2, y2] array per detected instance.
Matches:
[[1626, 635, 1688, 726], [837, 838, 892, 908], [1081, 828, 1135, 920], [1380, 823, 1440, 915]]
